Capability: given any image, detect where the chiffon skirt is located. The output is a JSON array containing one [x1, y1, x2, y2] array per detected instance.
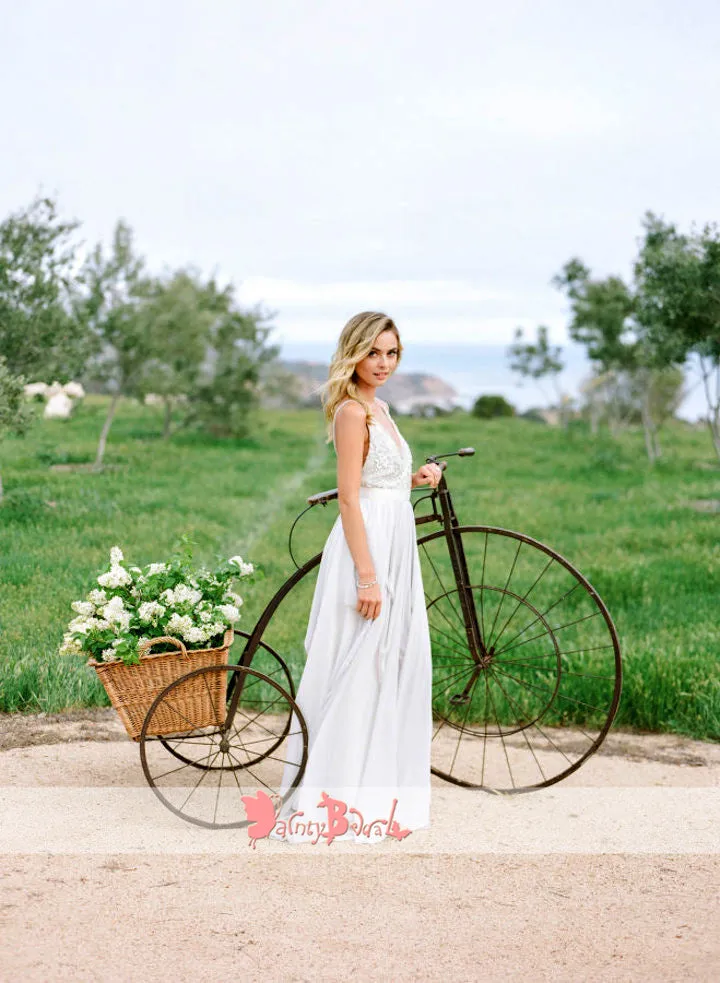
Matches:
[[270, 485, 432, 844]]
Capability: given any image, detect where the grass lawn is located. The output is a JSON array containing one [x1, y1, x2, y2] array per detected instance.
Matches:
[[0, 396, 718, 741]]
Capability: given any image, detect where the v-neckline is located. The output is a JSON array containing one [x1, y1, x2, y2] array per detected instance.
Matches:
[[372, 400, 403, 454]]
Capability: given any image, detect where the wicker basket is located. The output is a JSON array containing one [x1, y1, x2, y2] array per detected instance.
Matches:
[[89, 629, 234, 742]]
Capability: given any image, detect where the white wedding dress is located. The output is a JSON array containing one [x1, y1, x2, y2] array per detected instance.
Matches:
[[269, 397, 432, 844]]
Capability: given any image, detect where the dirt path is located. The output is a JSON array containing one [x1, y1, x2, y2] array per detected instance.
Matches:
[[1, 710, 718, 982]]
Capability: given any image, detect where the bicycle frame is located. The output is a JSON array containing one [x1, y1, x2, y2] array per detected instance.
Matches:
[[221, 446, 480, 731]]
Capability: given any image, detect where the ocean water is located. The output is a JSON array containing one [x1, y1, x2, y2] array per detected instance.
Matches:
[[279, 341, 707, 421]]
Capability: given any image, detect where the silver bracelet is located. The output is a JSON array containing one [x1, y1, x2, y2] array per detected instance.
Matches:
[[356, 578, 378, 589]]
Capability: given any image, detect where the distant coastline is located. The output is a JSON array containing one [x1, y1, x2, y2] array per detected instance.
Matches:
[[276, 340, 707, 422]]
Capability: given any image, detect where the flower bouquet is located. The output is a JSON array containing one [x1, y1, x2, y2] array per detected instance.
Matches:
[[59, 536, 259, 741]]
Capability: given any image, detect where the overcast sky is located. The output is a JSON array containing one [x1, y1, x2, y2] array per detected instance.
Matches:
[[3, 0, 719, 348]]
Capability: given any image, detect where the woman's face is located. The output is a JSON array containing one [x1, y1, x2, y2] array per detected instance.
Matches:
[[353, 329, 399, 390]]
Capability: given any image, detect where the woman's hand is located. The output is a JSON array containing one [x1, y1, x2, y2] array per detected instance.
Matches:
[[412, 463, 443, 489], [356, 580, 382, 620]]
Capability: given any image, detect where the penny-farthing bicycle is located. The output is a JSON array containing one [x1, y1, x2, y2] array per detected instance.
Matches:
[[138, 442, 622, 828]]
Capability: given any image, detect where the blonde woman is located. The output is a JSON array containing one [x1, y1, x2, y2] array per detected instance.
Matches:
[[270, 312, 442, 844]]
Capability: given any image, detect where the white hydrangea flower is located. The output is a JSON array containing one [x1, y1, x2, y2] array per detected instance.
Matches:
[[147, 562, 168, 575], [228, 556, 254, 576], [101, 596, 131, 630], [224, 591, 244, 608], [199, 610, 212, 623], [59, 633, 84, 656], [166, 612, 194, 638], [175, 584, 203, 605], [101, 639, 122, 660], [71, 600, 95, 617], [97, 565, 132, 588], [138, 601, 166, 625], [68, 616, 90, 634], [88, 588, 108, 606], [110, 546, 124, 565], [217, 604, 240, 622], [68, 615, 111, 635], [161, 584, 203, 607], [182, 625, 209, 644]]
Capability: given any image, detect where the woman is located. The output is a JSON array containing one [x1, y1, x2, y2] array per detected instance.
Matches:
[[270, 312, 442, 844]]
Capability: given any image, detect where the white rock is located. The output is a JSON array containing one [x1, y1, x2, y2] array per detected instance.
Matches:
[[63, 381, 86, 399], [24, 382, 49, 398], [44, 392, 74, 420]]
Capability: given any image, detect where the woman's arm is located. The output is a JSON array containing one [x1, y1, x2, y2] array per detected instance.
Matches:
[[333, 401, 375, 582]]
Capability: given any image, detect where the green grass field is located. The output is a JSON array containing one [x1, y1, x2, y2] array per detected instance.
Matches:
[[0, 396, 718, 741]]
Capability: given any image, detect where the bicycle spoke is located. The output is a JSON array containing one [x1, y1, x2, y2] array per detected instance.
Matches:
[[488, 555, 554, 652], [493, 581, 584, 655], [448, 671, 482, 777], [230, 702, 292, 743], [488, 667, 576, 769], [229, 692, 287, 739], [486, 538, 523, 650], [177, 747, 223, 812], [433, 665, 474, 692], [493, 665, 610, 715], [428, 618, 475, 660], [213, 755, 225, 825], [480, 673, 490, 786], [431, 627, 475, 663], [479, 530, 489, 643], [484, 670, 515, 788], [425, 589, 469, 652], [487, 668, 548, 785], [420, 541, 465, 631]]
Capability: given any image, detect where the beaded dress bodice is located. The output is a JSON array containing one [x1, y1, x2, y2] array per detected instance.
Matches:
[[332, 398, 413, 491]]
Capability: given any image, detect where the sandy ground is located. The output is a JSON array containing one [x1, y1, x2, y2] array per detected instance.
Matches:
[[1, 709, 719, 982]]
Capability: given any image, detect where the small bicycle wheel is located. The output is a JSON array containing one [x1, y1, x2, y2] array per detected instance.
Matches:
[[156, 628, 296, 770], [417, 525, 622, 792], [139, 664, 309, 828]]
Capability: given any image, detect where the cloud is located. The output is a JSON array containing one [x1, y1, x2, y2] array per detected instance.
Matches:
[[423, 84, 621, 139], [261, 313, 568, 346], [236, 277, 513, 310]]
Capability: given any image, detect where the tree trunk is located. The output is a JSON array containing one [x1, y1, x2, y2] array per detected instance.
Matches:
[[706, 416, 720, 463], [94, 393, 121, 470], [641, 412, 656, 464], [640, 374, 657, 464], [653, 428, 662, 460], [697, 355, 720, 463], [163, 398, 173, 440]]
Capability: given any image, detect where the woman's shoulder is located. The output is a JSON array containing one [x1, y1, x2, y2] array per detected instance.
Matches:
[[333, 397, 366, 420]]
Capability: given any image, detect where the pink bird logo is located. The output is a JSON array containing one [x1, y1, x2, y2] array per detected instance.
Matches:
[[241, 790, 278, 849]]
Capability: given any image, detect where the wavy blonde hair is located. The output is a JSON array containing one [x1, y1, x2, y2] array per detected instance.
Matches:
[[315, 312, 404, 444]]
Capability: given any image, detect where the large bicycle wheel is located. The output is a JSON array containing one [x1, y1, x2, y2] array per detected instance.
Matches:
[[417, 525, 622, 792], [139, 664, 309, 828]]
